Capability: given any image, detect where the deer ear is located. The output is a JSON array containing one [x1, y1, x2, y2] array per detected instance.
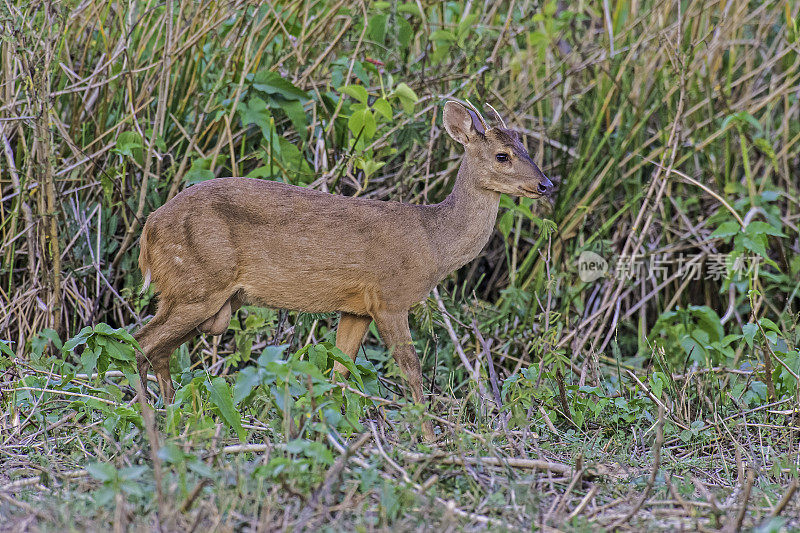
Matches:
[[443, 101, 484, 145]]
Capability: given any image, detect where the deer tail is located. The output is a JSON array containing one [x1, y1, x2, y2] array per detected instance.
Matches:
[[139, 224, 152, 295]]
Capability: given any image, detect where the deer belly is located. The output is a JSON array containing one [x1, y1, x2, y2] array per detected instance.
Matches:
[[238, 264, 380, 315]]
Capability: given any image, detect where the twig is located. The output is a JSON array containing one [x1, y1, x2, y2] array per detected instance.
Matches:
[[769, 478, 797, 517], [551, 465, 585, 518], [179, 479, 211, 513], [220, 444, 270, 454], [432, 288, 492, 410], [3, 386, 117, 405], [297, 431, 373, 528], [726, 469, 755, 533], [472, 320, 502, 410], [135, 377, 166, 529], [538, 406, 559, 435], [566, 484, 598, 521]]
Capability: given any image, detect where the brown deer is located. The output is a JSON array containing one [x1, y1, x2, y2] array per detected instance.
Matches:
[[134, 101, 551, 439]]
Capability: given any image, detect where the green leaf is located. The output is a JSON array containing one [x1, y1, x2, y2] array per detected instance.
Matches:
[[309, 344, 329, 372], [107, 327, 139, 349], [238, 97, 272, 138], [372, 97, 393, 120], [745, 221, 786, 238], [63, 326, 93, 354], [251, 70, 309, 101], [258, 344, 289, 366], [234, 367, 261, 405], [710, 220, 741, 239], [721, 111, 763, 134], [120, 465, 148, 481], [355, 157, 385, 178], [398, 3, 422, 17], [87, 462, 117, 483], [742, 323, 758, 348], [275, 97, 308, 140], [430, 42, 451, 64], [103, 338, 135, 362], [349, 107, 376, 139], [158, 442, 187, 464], [391, 82, 418, 114], [497, 210, 514, 239], [303, 441, 334, 465], [81, 346, 101, 375], [758, 317, 781, 334], [114, 131, 143, 164], [275, 137, 311, 182], [330, 348, 363, 389], [397, 16, 413, 48], [429, 29, 455, 42], [735, 233, 768, 258], [0, 340, 13, 359], [183, 157, 215, 184], [38, 329, 63, 351], [689, 305, 723, 343], [340, 85, 369, 104], [206, 377, 246, 442], [649, 372, 665, 399], [94, 323, 115, 335], [368, 14, 388, 43]]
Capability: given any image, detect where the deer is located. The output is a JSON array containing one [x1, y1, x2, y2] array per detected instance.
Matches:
[[134, 100, 552, 440]]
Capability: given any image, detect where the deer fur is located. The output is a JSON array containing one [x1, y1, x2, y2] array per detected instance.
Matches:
[[134, 101, 552, 439]]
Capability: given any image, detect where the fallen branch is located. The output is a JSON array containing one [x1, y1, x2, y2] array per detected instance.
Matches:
[[0, 469, 89, 492], [398, 450, 574, 475]]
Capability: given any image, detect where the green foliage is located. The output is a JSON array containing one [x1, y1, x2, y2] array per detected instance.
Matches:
[[87, 462, 149, 506], [233, 342, 379, 436], [61, 323, 139, 380]]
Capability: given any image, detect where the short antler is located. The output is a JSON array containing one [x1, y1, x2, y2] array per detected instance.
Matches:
[[463, 98, 490, 131], [484, 103, 507, 129]]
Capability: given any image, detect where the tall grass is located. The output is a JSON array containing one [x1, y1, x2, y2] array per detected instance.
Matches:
[[2, 0, 797, 358]]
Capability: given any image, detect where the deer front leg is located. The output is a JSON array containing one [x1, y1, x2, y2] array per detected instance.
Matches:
[[333, 312, 371, 378], [373, 311, 435, 441]]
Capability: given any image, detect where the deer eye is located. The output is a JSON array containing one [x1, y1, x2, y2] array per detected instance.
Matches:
[[495, 153, 509, 162]]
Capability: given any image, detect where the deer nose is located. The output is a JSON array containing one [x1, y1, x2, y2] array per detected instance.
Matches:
[[537, 176, 553, 195]]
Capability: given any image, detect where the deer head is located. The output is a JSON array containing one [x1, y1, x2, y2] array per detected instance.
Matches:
[[442, 100, 552, 198]]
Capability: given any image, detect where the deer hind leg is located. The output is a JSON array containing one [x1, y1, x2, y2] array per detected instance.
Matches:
[[135, 301, 222, 403], [333, 313, 371, 378]]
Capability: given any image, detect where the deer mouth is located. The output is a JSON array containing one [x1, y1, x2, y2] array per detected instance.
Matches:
[[519, 186, 544, 198]]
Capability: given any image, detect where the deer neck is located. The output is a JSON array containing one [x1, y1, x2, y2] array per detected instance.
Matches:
[[427, 158, 500, 278]]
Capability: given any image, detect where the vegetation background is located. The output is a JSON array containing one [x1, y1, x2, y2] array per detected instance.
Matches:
[[1, 0, 799, 530]]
